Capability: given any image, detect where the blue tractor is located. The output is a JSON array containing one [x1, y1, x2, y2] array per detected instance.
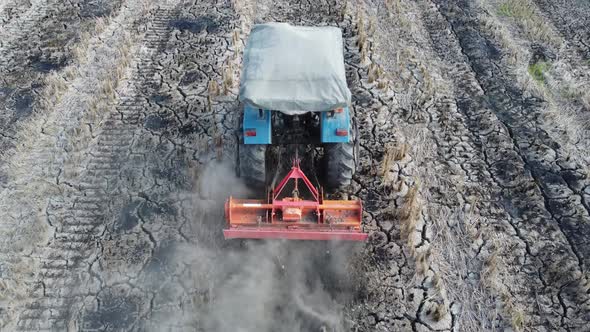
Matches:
[[237, 23, 356, 190]]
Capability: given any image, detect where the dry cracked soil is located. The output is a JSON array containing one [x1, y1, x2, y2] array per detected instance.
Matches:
[[0, 0, 589, 331]]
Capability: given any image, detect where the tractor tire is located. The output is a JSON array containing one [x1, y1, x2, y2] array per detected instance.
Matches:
[[324, 142, 355, 189], [238, 144, 266, 189]]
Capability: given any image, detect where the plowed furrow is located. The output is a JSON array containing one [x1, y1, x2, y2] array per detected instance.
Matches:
[[425, 0, 590, 328], [532, 0, 590, 59], [0, 0, 125, 175], [13, 6, 181, 330]]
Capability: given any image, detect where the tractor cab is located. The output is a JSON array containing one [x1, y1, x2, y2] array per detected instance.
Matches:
[[237, 23, 356, 190]]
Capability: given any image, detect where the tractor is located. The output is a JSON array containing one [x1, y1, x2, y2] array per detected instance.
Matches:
[[224, 23, 366, 241]]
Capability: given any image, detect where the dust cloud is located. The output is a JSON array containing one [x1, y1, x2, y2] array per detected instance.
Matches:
[[151, 161, 364, 331]]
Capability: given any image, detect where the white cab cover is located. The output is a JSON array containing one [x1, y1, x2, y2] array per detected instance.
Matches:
[[239, 23, 351, 114]]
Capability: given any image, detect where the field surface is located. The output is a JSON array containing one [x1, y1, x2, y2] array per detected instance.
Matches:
[[0, 0, 589, 331]]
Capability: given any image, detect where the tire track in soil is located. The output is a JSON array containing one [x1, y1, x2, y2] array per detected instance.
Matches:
[[0, 0, 52, 153], [532, 0, 590, 59], [412, 2, 545, 328], [0, 0, 31, 26], [424, 0, 590, 329], [0, 0, 47, 48], [0, 0, 124, 173], [14, 0, 587, 330], [41, 1, 252, 330], [363, 0, 518, 329], [13, 5, 181, 331]]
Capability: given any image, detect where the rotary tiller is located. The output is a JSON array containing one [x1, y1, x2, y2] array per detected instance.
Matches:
[[224, 160, 367, 241]]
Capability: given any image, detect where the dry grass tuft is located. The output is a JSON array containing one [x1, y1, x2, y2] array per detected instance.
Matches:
[[355, 6, 366, 50], [418, 63, 434, 93], [406, 231, 417, 258], [118, 38, 132, 66], [384, 0, 401, 16], [360, 45, 368, 65], [88, 99, 100, 118], [71, 27, 104, 65], [367, 63, 381, 83], [63, 67, 77, 81], [340, 0, 348, 21], [355, 4, 364, 30], [380, 145, 394, 180], [42, 72, 68, 106], [207, 95, 213, 113], [357, 32, 366, 52], [399, 181, 419, 220], [528, 61, 550, 83], [232, 29, 240, 47], [510, 307, 525, 332], [100, 78, 115, 99], [432, 272, 443, 292], [481, 248, 500, 290], [381, 143, 409, 181], [232, 29, 242, 60], [392, 143, 409, 161], [399, 180, 420, 243], [223, 61, 234, 95], [416, 249, 430, 275], [368, 17, 376, 36], [496, 0, 560, 45], [94, 16, 111, 35], [208, 80, 220, 97], [432, 302, 448, 322], [501, 293, 526, 331], [478, 9, 522, 62], [368, 63, 389, 87], [477, 240, 529, 331]]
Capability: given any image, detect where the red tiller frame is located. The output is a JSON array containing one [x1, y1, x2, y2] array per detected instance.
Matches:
[[224, 160, 367, 241]]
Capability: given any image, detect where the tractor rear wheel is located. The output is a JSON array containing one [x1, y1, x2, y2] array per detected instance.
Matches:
[[324, 142, 355, 189], [238, 144, 267, 189]]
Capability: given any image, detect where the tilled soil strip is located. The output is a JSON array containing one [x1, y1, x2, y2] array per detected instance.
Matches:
[[422, 0, 590, 329]]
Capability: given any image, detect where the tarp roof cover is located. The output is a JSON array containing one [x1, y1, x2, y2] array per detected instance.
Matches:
[[239, 23, 351, 113]]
